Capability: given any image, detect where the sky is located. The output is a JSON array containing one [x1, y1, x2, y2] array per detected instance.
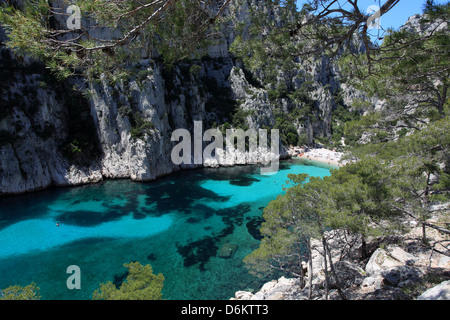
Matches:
[[296, 0, 448, 36]]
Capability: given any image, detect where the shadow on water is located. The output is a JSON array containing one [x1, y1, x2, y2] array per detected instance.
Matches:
[[0, 160, 327, 299], [229, 175, 260, 186], [246, 216, 265, 240], [0, 162, 294, 230], [0, 180, 146, 230], [143, 175, 231, 215], [0, 167, 235, 229], [0, 188, 68, 231], [54, 210, 126, 227], [176, 203, 250, 271]]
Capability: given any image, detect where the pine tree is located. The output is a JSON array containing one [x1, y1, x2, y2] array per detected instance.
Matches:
[[0, 283, 41, 300], [92, 262, 165, 300], [0, 0, 233, 80], [339, 2, 449, 121]]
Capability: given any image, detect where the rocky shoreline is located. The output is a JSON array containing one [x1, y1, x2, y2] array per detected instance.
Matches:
[[0, 143, 292, 197], [231, 210, 450, 300]]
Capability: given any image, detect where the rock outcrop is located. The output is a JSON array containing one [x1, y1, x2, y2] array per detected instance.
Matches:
[[218, 243, 238, 259], [417, 280, 450, 300], [232, 227, 450, 300], [233, 277, 303, 300]]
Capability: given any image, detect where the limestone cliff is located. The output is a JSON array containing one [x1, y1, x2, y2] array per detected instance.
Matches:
[[0, 1, 371, 195]]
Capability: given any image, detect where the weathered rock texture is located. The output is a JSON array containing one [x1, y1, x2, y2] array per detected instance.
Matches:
[[0, 1, 370, 195], [232, 226, 450, 300]]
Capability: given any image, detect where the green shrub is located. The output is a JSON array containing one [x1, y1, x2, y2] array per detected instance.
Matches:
[[189, 64, 202, 78], [130, 112, 155, 140], [0, 283, 41, 300], [93, 262, 164, 300]]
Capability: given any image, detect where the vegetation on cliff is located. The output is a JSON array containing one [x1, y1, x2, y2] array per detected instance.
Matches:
[[0, 0, 233, 80], [0, 0, 448, 300], [241, 0, 449, 299]]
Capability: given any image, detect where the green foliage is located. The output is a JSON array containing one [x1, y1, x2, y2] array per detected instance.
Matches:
[[230, 0, 301, 78], [344, 113, 450, 224], [342, 112, 380, 147], [231, 108, 254, 130], [189, 64, 202, 79], [247, 108, 449, 279], [339, 3, 450, 119], [0, 283, 41, 300], [267, 82, 289, 102], [297, 133, 308, 146], [289, 81, 315, 105], [0, 0, 225, 81], [93, 262, 164, 300], [129, 112, 155, 140], [244, 164, 381, 277], [118, 103, 155, 140], [431, 172, 450, 202], [272, 110, 299, 146]]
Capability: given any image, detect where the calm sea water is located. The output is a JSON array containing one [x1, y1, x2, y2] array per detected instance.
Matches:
[[0, 160, 332, 300]]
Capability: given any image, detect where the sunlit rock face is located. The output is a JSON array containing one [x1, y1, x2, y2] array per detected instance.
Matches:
[[0, 1, 372, 195]]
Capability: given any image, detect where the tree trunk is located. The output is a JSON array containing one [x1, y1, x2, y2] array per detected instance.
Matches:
[[306, 238, 313, 300], [297, 243, 306, 289], [422, 223, 427, 244], [324, 238, 348, 300], [322, 236, 329, 300], [421, 171, 432, 243], [361, 234, 368, 260], [437, 80, 448, 116]]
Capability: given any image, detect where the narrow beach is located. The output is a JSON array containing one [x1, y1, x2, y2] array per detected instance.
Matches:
[[288, 147, 344, 168]]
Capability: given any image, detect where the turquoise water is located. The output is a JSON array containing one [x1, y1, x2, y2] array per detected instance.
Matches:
[[0, 160, 332, 300]]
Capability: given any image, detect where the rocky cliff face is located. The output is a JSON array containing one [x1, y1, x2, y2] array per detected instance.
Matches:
[[232, 225, 450, 300], [0, 1, 370, 195]]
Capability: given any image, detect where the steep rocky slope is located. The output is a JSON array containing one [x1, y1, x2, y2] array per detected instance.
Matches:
[[232, 221, 450, 300], [0, 1, 370, 195]]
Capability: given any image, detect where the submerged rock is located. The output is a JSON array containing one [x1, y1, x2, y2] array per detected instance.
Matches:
[[246, 217, 264, 240], [218, 243, 238, 259], [177, 237, 219, 270]]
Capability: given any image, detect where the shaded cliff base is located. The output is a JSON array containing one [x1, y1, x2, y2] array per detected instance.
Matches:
[[0, 149, 293, 197]]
